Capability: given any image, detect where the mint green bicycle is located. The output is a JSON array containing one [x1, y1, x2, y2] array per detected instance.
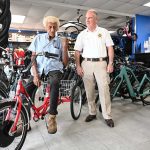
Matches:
[[110, 63, 150, 105]]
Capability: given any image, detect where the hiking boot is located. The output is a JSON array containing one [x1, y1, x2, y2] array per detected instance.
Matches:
[[47, 115, 57, 134]]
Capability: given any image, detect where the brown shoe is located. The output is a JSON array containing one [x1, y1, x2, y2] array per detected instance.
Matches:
[[47, 115, 57, 134], [85, 115, 96, 122], [105, 119, 114, 128]]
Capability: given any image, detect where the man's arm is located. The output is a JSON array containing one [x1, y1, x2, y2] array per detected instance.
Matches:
[[75, 50, 84, 77], [31, 52, 41, 87], [75, 50, 81, 67], [61, 38, 69, 67], [107, 46, 114, 65], [107, 46, 114, 73]]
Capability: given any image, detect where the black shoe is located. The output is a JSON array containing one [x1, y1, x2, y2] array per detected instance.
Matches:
[[105, 119, 114, 128], [85, 115, 96, 122]]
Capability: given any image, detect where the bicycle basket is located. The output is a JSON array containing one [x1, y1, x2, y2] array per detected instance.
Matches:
[[59, 80, 76, 97]]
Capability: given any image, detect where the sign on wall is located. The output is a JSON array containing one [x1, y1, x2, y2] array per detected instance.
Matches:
[[135, 14, 150, 53]]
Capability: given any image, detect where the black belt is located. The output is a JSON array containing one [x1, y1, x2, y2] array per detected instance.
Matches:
[[83, 57, 107, 62]]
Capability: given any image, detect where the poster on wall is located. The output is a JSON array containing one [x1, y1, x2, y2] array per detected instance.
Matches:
[[135, 14, 150, 53]]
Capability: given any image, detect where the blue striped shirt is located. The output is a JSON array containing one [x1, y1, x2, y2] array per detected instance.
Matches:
[[28, 33, 64, 76]]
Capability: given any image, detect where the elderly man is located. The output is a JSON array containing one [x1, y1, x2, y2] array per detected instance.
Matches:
[[26, 16, 69, 134]]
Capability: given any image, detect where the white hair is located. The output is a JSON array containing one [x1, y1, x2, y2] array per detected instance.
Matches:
[[43, 16, 60, 30], [87, 9, 98, 18]]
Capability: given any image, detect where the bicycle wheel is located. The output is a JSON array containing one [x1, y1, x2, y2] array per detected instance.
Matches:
[[0, 86, 8, 100], [65, 25, 79, 42], [0, 10, 11, 39], [0, 80, 9, 94], [0, 101, 28, 150], [140, 81, 150, 105], [117, 28, 124, 36], [70, 82, 82, 120], [0, 0, 10, 22]]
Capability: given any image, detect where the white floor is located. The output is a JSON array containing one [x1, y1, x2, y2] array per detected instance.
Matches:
[[21, 98, 150, 150]]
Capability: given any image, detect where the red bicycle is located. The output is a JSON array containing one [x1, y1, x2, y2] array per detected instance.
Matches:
[[0, 52, 82, 150]]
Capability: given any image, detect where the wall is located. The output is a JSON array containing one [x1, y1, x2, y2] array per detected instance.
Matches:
[[136, 14, 150, 53]]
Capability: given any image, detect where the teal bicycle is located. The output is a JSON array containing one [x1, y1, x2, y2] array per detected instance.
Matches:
[[110, 62, 150, 105]]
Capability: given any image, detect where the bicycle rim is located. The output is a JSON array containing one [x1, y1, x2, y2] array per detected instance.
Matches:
[[0, 86, 8, 100], [65, 26, 79, 42], [140, 82, 150, 105], [70, 85, 82, 120], [0, 101, 28, 150]]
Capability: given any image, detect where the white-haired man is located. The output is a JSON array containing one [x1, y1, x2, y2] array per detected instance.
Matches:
[[26, 16, 68, 134]]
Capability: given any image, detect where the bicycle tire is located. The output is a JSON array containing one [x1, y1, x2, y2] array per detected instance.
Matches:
[[140, 81, 150, 105], [70, 81, 82, 120], [78, 80, 87, 105], [0, 68, 9, 88], [0, 86, 8, 100], [65, 25, 79, 42], [0, 0, 10, 22], [0, 79, 9, 93], [0, 10, 11, 39], [0, 101, 28, 150], [0, 32, 8, 48], [117, 28, 124, 36]]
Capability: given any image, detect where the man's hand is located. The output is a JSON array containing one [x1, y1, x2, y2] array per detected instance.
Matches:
[[33, 75, 41, 87], [107, 64, 114, 73], [76, 66, 84, 77]]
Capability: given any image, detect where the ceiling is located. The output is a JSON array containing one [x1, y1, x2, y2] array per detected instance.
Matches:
[[10, 0, 150, 33]]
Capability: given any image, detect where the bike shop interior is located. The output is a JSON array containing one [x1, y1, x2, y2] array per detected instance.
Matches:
[[0, 0, 150, 150]]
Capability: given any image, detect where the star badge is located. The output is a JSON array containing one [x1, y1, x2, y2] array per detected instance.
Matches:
[[98, 33, 102, 38]]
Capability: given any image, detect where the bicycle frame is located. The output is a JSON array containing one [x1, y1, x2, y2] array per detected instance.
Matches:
[[0, 51, 82, 149], [112, 65, 150, 101], [12, 73, 75, 124], [112, 65, 139, 98], [137, 74, 150, 97]]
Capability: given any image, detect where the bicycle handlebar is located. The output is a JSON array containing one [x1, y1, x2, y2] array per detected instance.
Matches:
[[22, 51, 59, 73], [44, 52, 59, 58]]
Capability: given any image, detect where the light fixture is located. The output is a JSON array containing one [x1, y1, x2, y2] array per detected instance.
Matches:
[[143, 2, 150, 7], [12, 15, 25, 23], [109, 31, 116, 34]]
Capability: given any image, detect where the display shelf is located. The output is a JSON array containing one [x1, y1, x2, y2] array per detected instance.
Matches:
[[8, 41, 31, 49]]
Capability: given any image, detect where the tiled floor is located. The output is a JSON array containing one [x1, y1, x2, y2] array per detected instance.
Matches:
[[19, 99, 150, 150]]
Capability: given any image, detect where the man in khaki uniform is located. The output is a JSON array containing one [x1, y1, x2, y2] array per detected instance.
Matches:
[[74, 9, 114, 127]]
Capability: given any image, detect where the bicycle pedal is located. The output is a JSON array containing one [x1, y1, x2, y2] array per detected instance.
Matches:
[[33, 116, 39, 122], [41, 116, 44, 120]]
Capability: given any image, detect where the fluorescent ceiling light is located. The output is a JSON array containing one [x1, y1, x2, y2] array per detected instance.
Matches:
[[143, 2, 150, 7], [12, 15, 25, 23], [109, 31, 116, 34]]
